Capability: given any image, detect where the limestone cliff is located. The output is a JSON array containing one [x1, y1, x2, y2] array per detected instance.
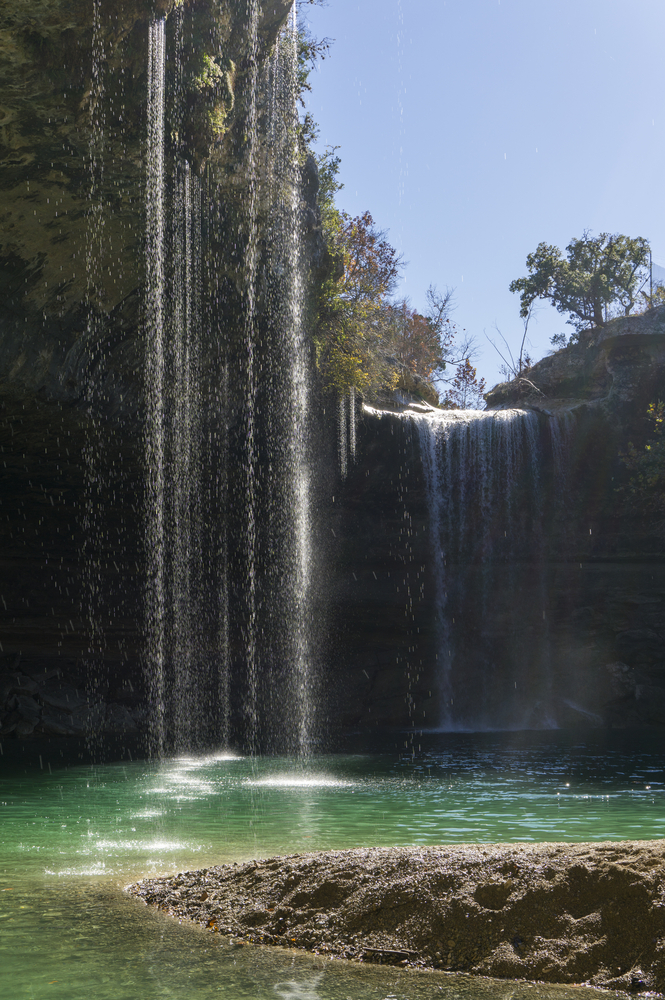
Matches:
[[485, 306, 665, 415]]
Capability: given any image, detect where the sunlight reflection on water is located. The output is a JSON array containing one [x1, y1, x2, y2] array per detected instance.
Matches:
[[1, 730, 662, 998]]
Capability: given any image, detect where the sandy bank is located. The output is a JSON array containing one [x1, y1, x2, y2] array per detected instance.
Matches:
[[127, 841, 665, 994]]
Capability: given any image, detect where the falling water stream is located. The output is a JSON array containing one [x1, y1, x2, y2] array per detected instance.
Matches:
[[381, 406, 575, 732], [170, 160, 204, 748], [413, 408, 541, 728], [281, 5, 314, 752], [79, 0, 109, 748], [144, 16, 167, 753], [141, 5, 317, 753]]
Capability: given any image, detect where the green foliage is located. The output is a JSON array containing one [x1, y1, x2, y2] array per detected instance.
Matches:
[[550, 332, 570, 349], [295, 22, 332, 104], [311, 163, 473, 403], [314, 206, 403, 396], [380, 300, 447, 380], [191, 53, 225, 92], [618, 402, 665, 517], [315, 145, 343, 227], [640, 283, 665, 312], [510, 232, 650, 332]]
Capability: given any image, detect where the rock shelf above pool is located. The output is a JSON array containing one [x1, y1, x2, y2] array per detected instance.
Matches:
[[128, 841, 665, 994]]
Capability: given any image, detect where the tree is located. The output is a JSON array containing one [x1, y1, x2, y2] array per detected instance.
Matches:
[[337, 211, 402, 306], [510, 231, 650, 332], [440, 359, 487, 410], [312, 152, 479, 404], [486, 311, 534, 380], [375, 286, 480, 406], [374, 299, 446, 406], [314, 207, 404, 395], [379, 299, 446, 380], [295, 13, 332, 108]]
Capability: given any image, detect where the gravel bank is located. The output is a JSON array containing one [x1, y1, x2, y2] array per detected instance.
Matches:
[[127, 841, 665, 994]]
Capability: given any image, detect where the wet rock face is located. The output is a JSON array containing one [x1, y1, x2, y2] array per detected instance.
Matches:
[[128, 841, 665, 994], [322, 408, 439, 731], [0, 653, 144, 738], [323, 308, 665, 733], [325, 393, 665, 733], [0, 0, 300, 476], [0, 0, 292, 319]]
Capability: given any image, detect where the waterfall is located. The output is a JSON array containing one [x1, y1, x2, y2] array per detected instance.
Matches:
[[282, 4, 314, 753], [338, 396, 348, 480], [349, 386, 357, 462], [238, 0, 261, 751], [144, 16, 167, 753], [141, 4, 316, 754], [169, 161, 204, 748], [144, 14, 230, 752], [248, 3, 316, 753], [80, 0, 108, 746], [337, 390, 357, 479], [404, 407, 572, 731]]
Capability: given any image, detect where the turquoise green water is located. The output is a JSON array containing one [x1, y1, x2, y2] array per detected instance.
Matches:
[[1, 730, 663, 999]]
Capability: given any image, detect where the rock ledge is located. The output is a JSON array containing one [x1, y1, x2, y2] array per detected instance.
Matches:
[[128, 841, 665, 994]]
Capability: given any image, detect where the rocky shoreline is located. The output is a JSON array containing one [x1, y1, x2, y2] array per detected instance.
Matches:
[[128, 841, 665, 995]]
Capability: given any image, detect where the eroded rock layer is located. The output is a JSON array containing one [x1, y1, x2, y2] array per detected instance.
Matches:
[[128, 841, 665, 994]]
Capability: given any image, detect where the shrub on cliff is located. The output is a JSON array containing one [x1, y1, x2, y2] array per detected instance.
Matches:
[[619, 401, 665, 519]]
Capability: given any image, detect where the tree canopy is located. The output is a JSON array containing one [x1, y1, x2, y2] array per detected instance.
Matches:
[[510, 232, 650, 332], [440, 359, 487, 410], [314, 202, 404, 396]]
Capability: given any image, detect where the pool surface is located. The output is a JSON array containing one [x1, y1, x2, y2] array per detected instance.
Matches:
[[2, 729, 662, 999]]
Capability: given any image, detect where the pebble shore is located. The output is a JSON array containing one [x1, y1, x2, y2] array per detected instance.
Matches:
[[128, 840, 665, 994]]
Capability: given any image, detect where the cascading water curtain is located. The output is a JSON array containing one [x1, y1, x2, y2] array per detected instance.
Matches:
[[254, 2, 316, 753], [145, 10, 231, 753], [80, 0, 108, 748], [163, 3, 210, 749], [337, 389, 356, 480], [241, 0, 261, 751], [169, 159, 205, 749], [142, 2, 317, 753], [349, 386, 357, 462], [408, 407, 551, 730], [338, 396, 348, 480], [283, 2, 314, 753], [144, 16, 166, 754]]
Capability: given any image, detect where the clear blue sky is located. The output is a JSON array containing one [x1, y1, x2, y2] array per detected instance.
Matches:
[[302, 0, 665, 387]]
